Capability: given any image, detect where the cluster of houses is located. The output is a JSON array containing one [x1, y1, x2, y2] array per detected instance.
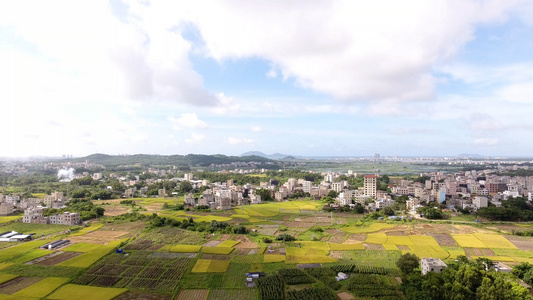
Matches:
[[0, 191, 80, 225]]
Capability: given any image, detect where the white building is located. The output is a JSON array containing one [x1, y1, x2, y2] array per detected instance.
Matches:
[[421, 257, 447, 275]]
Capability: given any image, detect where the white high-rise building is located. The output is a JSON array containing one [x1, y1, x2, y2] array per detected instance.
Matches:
[[364, 175, 377, 198]]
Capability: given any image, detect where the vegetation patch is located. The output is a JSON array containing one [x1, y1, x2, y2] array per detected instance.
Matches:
[[287, 287, 337, 300], [202, 247, 234, 255], [0, 274, 19, 285], [285, 255, 337, 264], [11, 277, 69, 299], [191, 259, 230, 273], [365, 233, 388, 244], [263, 254, 285, 263], [169, 245, 202, 253], [217, 240, 239, 247], [452, 234, 487, 248], [328, 243, 364, 250], [71, 223, 104, 236], [474, 233, 517, 249], [340, 223, 395, 234], [48, 284, 127, 300]]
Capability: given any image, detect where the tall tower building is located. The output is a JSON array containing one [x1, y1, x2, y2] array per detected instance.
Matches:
[[364, 175, 377, 198]]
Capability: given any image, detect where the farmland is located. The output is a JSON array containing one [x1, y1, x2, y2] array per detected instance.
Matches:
[[0, 200, 532, 299]]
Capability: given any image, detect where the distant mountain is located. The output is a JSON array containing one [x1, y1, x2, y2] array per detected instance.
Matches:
[[241, 151, 293, 160], [62, 153, 276, 168]]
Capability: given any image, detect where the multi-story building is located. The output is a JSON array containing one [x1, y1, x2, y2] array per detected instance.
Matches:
[[364, 175, 377, 198], [421, 258, 447, 275], [0, 203, 13, 216], [49, 212, 80, 225]]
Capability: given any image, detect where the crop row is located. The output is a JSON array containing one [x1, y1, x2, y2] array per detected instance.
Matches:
[[278, 268, 314, 285], [330, 264, 387, 275], [287, 287, 337, 300], [349, 284, 401, 298], [304, 267, 341, 290], [257, 274, 284, 300]]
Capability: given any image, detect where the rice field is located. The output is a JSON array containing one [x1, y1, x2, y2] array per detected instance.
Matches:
[[48, 284, 127, 300], [191, 259, 230, 273], [340, 223, 396, 234], [11, 277, 70, 299]]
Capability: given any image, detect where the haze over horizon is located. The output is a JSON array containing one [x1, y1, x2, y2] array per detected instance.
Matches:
[[2, 1, 533, 158]]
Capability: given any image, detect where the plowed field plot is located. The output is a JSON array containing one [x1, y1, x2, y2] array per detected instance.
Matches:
[[468, 248, 483, 256], [207, 289, 256, 300], [124, 240, 153, 250], [504, 235, 533, 251], [397, 245, 410, 250], [73, 274, 98, 285], [0, 277, 43, 294], [176, 289, 208, 300], [325, 228, 342, 235], [114, 291, 172, 300], [330, 251, 343, 259], [387, 231, 407, 236], [329, 234, 348, 243], [138, 267, 164, 279], [286, 222, 314, 228], [257, 228, 278, 235], [70, 231, 129, 244], [247, 248, 259, 255], [431, 233, 457, 246], [364, 243, 385, 250], [91, 276, 121, 287], [202, 240, 222, 247], [219, 234, 231, 241], [201, 254, 233, 260], [128, 278, 159, 289], [27, 251, 82, 266], [234, 249, 249, 255], [348, 234, 367, 242]]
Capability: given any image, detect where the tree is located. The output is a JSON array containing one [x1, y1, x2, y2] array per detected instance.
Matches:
[[397, 253, 419, 274], [382, 206, 394, 216], [178, 181, 193, 193], [255, 188, 273, 201], [327, 190, 338, 198], [354, 203, 365, 214]]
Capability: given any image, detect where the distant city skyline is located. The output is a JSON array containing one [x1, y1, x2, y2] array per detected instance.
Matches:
[[1, 1, 533, 157]]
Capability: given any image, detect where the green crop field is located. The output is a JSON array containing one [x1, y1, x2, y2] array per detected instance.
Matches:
[[11, 277, 70, 299], [48, 284, 127, 300]]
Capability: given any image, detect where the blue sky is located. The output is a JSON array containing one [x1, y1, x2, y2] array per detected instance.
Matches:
[[1, 0, 533, 157]]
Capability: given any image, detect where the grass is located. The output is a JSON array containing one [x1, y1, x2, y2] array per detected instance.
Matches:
[[57, 240, 124, 268], [70, 223, 104, 236], [329, 243, 365, 250], [0, 264, 83, 277], [0, 223, 76, 236], [0, 240, 49, 262], [285, 255, 337, 264], [12, 277, 70, 299], [48, 284, 127, 300], [62, 243, 102, 253], [0, 274, 18, 284], [0, 263, 14, 270], [202, 247, 234, 254], [263, 255, 286, 263], [168, 245, 202, 253], [0, 215, 23, 224]]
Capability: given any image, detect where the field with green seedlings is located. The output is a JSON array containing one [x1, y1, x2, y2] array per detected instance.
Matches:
[[0, 199, 532, 299]]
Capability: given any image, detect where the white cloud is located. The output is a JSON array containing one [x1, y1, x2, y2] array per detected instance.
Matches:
[[228, 137, 254, 145], [497, 82, 533, 103], [168, 113, 207, 130], [266, 69, 277, 79], [185, 133, 205, 144], [474, 138, 499, 146], [183, 0, 516, 103], [250, 126, 263, 133]]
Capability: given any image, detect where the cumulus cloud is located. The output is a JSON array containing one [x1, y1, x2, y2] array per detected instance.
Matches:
[[168, 113, 207, 130], [182, 0, 516, 103]]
